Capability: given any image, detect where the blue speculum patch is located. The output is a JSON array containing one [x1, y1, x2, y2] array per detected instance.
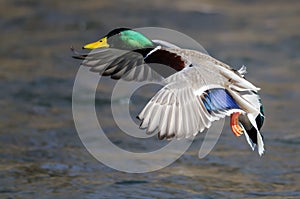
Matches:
[[203, 88, 240, 113]]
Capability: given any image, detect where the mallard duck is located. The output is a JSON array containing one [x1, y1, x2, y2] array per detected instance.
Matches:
[[73, 28, 265, 156]]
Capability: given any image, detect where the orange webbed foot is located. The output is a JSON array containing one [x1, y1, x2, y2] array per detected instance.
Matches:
[[230, 112, 243, 137]]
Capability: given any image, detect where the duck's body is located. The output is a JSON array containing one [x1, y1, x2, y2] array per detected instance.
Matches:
[[73, 28, 265, 156]]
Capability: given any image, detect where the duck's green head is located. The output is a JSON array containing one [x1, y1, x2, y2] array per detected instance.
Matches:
[[83, 28, 155, 50]]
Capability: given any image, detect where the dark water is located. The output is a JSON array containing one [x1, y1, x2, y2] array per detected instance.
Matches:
[[1, 0, 300, 198]]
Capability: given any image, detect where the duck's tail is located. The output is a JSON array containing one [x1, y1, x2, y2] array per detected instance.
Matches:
[[238, 92, 265, 156]]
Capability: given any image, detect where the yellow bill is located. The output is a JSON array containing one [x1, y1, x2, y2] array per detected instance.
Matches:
[[83, 37, 109, 49]]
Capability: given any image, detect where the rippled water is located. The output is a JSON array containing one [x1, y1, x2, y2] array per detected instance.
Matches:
[[1, 0, 300, 198]]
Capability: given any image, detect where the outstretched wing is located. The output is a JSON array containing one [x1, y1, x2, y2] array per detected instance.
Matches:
[[138, 78, 245, 139], [72, 48, 163, 82], [72, 46, 192, 82]]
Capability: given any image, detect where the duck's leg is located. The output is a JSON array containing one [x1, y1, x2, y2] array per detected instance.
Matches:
[[230, 112, 243, 136]]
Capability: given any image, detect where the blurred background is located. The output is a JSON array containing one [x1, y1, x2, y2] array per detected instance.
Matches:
[[1, 0, 300, 198]]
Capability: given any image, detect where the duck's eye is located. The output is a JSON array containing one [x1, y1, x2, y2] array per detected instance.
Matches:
[[99, 40, 102, 42]]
